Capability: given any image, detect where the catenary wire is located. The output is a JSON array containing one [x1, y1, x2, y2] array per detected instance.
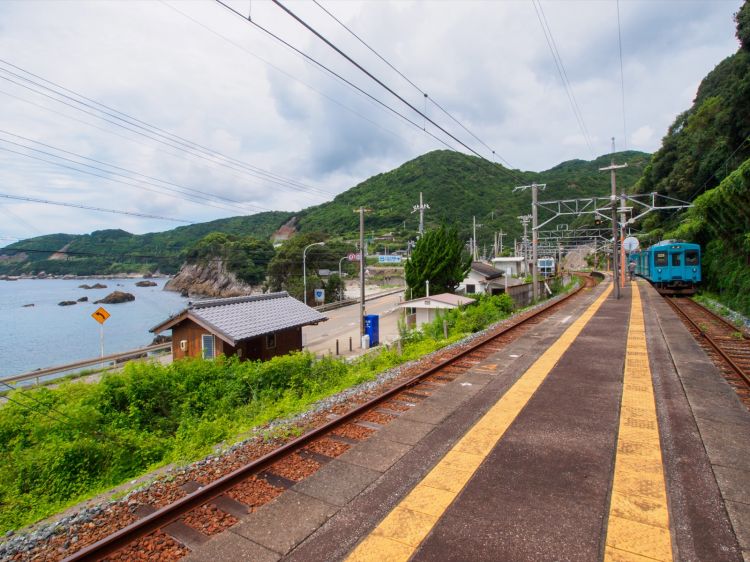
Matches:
[[311, 0, 516, 169], [616, 0, 627, 150], [0, 66, 329, 202], [532, 0, 595, 156], [0, 193, 193, 223], [0, 58, 333, 198]]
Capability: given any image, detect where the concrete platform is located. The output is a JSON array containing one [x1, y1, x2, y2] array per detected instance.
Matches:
[[184, 279, 750, 562]]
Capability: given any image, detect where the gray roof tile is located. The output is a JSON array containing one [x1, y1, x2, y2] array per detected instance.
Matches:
[[159, 292, 326, 345]]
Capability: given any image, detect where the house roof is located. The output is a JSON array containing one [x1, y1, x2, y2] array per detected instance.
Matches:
[[399, 292, 475, 309], [470, 261, 504, 280], [150, 292, 327, 346]]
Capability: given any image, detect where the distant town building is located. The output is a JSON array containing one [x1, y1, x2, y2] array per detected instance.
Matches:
[[458, 261, 506, 295], [150, 292, 326, 362], [491, 256, 527, 277]]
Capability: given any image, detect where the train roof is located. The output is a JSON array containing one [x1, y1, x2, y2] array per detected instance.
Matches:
[[648, 240, 700, 250]]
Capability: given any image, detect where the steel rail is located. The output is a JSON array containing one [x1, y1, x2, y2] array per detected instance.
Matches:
[[665, 298, 750, 387], [64, 276, 592, 562]]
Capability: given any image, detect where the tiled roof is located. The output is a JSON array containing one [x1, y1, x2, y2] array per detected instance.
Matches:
[[471, 261, 504, 280], [152, 292, 326, 345]]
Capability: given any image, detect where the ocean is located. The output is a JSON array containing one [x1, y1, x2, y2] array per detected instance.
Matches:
[[1, 278, 189, 378]]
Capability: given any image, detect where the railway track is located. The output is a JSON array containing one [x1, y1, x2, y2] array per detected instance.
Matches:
[[21, 275, 596, 562], [664, 296, 750, 407]]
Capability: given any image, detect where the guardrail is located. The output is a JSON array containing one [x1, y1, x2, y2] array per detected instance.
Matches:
[[1, 343, 171, 387]]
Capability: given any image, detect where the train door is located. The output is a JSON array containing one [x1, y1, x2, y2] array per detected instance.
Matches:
[[653, 250, 667, 283]]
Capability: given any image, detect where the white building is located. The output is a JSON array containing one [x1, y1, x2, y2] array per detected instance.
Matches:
[[491, 256, 527, 277], [399, 293, 475, 328], [458, 262, 506, 295]]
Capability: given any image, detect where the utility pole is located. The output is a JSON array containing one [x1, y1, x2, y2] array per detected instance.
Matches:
[[355, 207, 370, 340], [517, 215, 531, 266], [412, 192, 430, 236], [472, 216, 482, 261], [599, 138, 628, 299], [498, 229, 505, 256], [514, 184, 546, 300]]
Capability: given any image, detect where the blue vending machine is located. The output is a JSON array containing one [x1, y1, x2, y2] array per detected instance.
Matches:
[[364, 314, 380, 346]]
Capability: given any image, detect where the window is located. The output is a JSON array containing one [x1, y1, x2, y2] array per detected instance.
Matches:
[[465, 284, 476, 294], [654, 251, 667, 266], [671, 253, 682, 266], [685, 250, 699, 265], [201, 334, 215, 359], [266, 333, 276, 349]]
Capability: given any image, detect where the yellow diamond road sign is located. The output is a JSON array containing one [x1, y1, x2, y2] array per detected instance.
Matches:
[[92, 306, 111, 324]]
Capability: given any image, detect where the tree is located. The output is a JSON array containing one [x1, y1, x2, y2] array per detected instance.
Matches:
[[737, 0, 750, 50], [405, 225, 471, 298]]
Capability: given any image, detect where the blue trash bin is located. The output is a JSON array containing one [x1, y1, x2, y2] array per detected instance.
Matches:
[[364, 314, 380, 346]]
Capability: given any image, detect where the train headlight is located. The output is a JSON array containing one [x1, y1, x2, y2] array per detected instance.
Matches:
[[657, 268, 662, 273]]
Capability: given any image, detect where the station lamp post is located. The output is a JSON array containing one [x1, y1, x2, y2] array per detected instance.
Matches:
[[303, 242, 325, 306]]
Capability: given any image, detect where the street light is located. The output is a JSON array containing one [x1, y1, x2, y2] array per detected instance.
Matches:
[[303, 242, 325, 306]]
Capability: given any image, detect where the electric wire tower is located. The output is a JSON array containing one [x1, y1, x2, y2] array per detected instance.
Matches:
[[412, 192, 430, 236]]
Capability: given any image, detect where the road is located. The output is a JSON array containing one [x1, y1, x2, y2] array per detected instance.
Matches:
[[302, 291, 404, 357]]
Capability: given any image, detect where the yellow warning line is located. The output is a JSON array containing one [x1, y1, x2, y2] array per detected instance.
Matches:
[[346, 284, 614, 562], [604, 283, 673, 562]]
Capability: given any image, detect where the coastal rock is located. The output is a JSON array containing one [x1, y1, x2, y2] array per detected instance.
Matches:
[[79, 283, 107, 290], [77, 296, 88, 302], [164, 262, 254, 298], [94, 291, 135, 304], [58, 300, 77, 306], [135, 280, 157, 287]]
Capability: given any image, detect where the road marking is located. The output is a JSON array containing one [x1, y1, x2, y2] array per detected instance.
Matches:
[[560, 315, 572, 324], [604, 282, 673, 561], [346, 284, 613, 561]]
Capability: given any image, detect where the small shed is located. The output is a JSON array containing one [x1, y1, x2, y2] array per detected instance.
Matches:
[[150, 292, 327, 362], [399, 293, 475, 328], [491, 256, 527, 277], [458, 261, 506, 295]]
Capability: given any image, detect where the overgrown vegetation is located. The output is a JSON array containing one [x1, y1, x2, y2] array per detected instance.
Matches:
[[185, 232, 275, 286], [0, 291, 522, 533]]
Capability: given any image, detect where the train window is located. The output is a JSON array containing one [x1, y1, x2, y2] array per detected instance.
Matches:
[[671, 253, 681, 266], [654, 251, 667, 266], [685, 250, 699, 265]]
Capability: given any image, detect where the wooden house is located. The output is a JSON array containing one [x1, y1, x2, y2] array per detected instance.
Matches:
[[150, 292, 327, 362]]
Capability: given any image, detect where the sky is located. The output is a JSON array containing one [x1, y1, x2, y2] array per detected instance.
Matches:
[[0, 0, 743, 246]]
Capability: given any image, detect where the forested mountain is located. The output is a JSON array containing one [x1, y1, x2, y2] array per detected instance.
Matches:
[[296, 149, 649, 243], [0, 150, 648, 276], [0, 211, 293, 276], [648, 2, 750, 314]]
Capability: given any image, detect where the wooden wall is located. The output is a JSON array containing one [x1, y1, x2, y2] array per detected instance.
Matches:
[[170, 320, 302, 362]]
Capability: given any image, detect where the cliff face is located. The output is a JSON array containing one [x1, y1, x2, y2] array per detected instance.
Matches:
[[163, 262, 255, 298]]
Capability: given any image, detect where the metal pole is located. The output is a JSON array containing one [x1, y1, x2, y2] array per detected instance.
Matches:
[[338, 256, 346, 300], [303, 242, 324, 306], [599, 138, 627, 299], [359, 208, 366, 339], [532, 184, 539, 301], [100, 323, 104, 359], [620, 193, 627, 288]]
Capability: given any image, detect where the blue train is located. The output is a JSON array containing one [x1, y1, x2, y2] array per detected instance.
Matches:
[[631, 240, 701, 295]]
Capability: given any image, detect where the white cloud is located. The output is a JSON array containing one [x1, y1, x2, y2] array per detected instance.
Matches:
[[0, 0, 742, 244], [630, 125, 655, 148]]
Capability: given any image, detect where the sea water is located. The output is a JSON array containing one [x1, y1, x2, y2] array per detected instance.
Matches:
[[0, 278, 188, 378]]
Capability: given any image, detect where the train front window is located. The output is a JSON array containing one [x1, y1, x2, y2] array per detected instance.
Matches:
[[685, 250, 699, 265], [654, 251, 667, 266], [671, 253, 681, 266]]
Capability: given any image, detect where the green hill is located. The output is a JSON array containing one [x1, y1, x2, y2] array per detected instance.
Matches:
[[0, 211, 293, 276], [0, 150, 649, 276]]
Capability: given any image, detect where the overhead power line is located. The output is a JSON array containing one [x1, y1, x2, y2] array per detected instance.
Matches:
[[0, 59, 332, 200], [267, 0, 522, 182], [616, 0, 627, 150], [531, 0, 595, 157], [0, 193, 192, 223], [311, 0, 516, 169]]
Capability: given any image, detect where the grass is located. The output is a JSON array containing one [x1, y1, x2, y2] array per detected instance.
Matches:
[[0, 288, 557, 533]]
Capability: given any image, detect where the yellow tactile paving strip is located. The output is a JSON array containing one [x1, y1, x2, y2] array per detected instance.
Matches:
[[346, 284, 614, 562], [604, 282, 673, 562]]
